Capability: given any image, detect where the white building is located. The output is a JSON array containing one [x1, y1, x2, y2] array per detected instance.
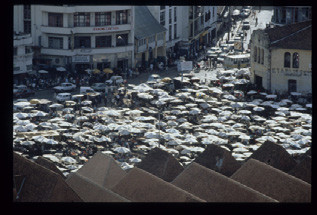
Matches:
[[13, 5, 34, 84], [31, 5, 134, 74], [147, 6, 217, 58]]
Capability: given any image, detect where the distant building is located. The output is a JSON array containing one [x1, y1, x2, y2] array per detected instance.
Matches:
[[31, 5, 134, 74], [271, 6, 311, 26], [13, 5, 34, 84], [250, 21, 311, 95], [134, 6, 167, 68]]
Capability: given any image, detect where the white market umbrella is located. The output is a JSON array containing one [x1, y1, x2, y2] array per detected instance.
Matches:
[[20, 141, 35, 146], [114, 147, 131, 154], [247, 90, 257, 95], [61, 156, 77, 164], [56, 67, 66, 72], [38, 70, 49, 74], [253, 106, 265, 112], [129, 157, 142, 163]]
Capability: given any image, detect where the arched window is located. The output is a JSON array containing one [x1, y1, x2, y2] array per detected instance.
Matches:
[[261, 49, 264, 64], [254, 46, 257, 62], [284, 52, 291, 68], [293, 52, 299, 68], [257, 47, 260, 63]]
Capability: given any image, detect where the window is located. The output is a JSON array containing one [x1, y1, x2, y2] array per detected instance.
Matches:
[[174, 7, 177, 22], [14, 47, 17, 56], [253, 46, 257, 62], [160, 6, 165, 10], [284, 52, 291, 68], [148, 35, 155, 43], [294, 8, 298, 22], [213, 7, 215, 18], [95, 12, 111, 26], [169, 25, 172, 41], [48, 13, 63, 27], [160, 11, 165, 25], [157, 32, 164, 41], [116, 34, 128, 46], [174, 23, 177, 39], [169, 8, 172, 24], [24, 21, 31, 34], [281, 8, 286, 23], [95, 36, 111, 48], [25, 46, 32, 54], [201, 14, 204, 24], [116, 10, 128, 25], [74, 36, 91, 48], [261, 49, 264, 64], [74, 13, 90, 27], [24, 5, 31, 19], [257, 47, 260, 63], [48, 37, 63, 49], [293, 52, 299, 68]]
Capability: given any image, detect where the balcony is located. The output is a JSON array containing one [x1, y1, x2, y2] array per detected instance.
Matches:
[[14, 36, 33, 47], [40, 5, 132, 14], [41, 44, 134, 56], [41, 24, 132, 35]]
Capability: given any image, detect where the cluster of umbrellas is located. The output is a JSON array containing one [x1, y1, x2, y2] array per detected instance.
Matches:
[[13, 67, 311, 176]]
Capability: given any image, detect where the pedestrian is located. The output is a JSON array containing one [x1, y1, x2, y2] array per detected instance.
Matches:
[[255, 17, 258, 26]]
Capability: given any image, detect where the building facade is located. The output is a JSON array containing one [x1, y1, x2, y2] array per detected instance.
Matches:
[[31, 5, 134, 74], [271, 6, 311, 26], [250, 21, 311, 95], [134, 6, 166, 68], [13, 5, 34, 84]]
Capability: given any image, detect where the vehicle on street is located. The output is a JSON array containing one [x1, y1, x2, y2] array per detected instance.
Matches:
[[91, 83, 107, 92], [223, 53, 250, 69], [242, 21, 250, 30], [13, 85, 28, 94], [240, 9, 251, 18], [53, 82, 76, 92], [14, 88, 35, 98], [106, 76, 124, 85], [147, 74, 161, 84], [56, 93, 72, 102], [80, 86, 97, 94]]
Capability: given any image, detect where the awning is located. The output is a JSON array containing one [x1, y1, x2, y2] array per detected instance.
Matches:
[[103, 68, 113, 74], [13, 70, 27, 75]]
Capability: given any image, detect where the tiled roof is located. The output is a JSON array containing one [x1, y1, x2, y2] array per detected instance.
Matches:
[[231, 159, 311, 202], [193, 144, 241, 176], [66, 172, 129, 202], [136, 147, 184, 182], [13, 152, 82, 202], [134, 6, 167, 40], [247, 141, 297, 172], [35, 156, 65, 178], [288, 155, 311, 184], [172, 162, 277, 202], [110, 167, 205, 202], [265, 20, 312, 50], [75, 151, 126, 189]]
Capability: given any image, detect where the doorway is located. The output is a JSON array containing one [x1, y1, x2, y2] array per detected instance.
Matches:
[[288, 79, 297, 93]]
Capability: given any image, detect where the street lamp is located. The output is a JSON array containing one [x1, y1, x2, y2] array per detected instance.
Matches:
[[155, 100, 166, 148]]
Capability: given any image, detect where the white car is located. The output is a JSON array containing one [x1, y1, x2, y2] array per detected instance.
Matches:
[[56, 93, 72, 102], [106, 76, 124, 85], [53, 82, 76, 92]]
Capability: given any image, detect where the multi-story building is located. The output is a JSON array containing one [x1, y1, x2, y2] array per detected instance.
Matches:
[[134, 6, 167, 68], [31, 5, 134, 74], [147, 6, 182, 58], [271, 6, 311, 26], [188, 6, 217, 56], [13, 5, 34, 84], [250, 21, 311, 95]]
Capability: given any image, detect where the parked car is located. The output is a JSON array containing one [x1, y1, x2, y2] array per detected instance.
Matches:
[[242, 21, 250, 30], [13, 85, 28, 94], [80, 86, 97, 94], [91, 83, 107, 92], [53, 82, 76, 92], [14, 88, 35, 98], [106, 76, 124, 85], [56, 93, 72, 102]]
